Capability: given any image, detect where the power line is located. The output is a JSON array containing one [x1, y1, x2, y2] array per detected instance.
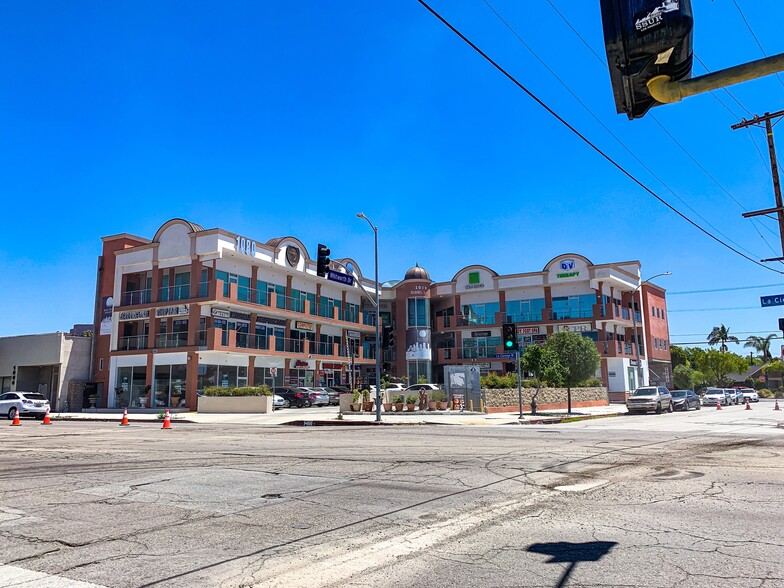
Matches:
[[668, 283, 784, 295], [478, 0, 765, 260], [731, 0, 784, 91], [672, 330, 779, 336], [416, 1, 784, 274]]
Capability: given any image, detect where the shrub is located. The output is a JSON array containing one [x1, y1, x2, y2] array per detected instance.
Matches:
[[203, 385, 271, 397], [758, 388, 775, 398], [392, 395, 405, 404], [406, 395, 418, 405], [430, 390, 447, 402], [480, 373, 518, 389], [579, 376, 603, 387]]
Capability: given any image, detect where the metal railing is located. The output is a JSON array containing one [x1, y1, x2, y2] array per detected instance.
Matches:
[[121, 289, 151, 306], [155, 333, 190, 349], [117, 335, 148, 351]]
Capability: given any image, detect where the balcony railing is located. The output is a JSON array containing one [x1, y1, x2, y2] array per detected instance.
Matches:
[[505, 313, 542, 324], [121, 289, 151, 306], [117, 335, 147, 351], [155, 333, 190, 349], [159, 284, 191, 302], [548, 308, 594, 320]]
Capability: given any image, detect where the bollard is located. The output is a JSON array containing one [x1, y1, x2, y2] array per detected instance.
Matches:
[[479, 398, 484, 413], [469, 399, 474, 412]]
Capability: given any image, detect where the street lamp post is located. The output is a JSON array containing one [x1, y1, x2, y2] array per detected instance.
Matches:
[[357, 213, 382, 423], [631, 271, 671, 389]]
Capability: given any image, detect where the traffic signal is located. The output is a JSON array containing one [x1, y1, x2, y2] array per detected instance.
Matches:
[[382, 325, 395, 349], [316, 243, 331, 277], [778, 318, 784, 332], [600, 0, 694, 119], [502, 323, 518, 352]]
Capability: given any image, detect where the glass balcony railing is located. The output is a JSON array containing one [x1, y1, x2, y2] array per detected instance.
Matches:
[[121, 289, 151, 306], [156, 333, 189, 349], [117, 335, 147, 351], [159, 284, 190, 302]]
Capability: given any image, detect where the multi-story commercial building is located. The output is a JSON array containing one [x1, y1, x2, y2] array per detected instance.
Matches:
[[379, 254, 671, 397], [91, 219, 377, 410], [91, 221, 670, 409]]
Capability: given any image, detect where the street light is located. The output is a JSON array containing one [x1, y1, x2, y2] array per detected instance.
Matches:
[[631, 271, 672, 389], [357, 213, 382, 422]]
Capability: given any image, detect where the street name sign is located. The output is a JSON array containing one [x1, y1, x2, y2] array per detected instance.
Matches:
[[495, 353, 515, 359], [327, 270, 354, 286], [760, 294, 784, 307]]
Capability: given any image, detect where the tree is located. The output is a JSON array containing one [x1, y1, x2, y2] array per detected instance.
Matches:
[[694, 349, 748, 386], [672, 364, 694, 390], [743, 334, 776, 362], [520, 344, 566, 415], [544, 332, 601, 414], [707, 324, 740, 352], [670, 345, 691, 369]]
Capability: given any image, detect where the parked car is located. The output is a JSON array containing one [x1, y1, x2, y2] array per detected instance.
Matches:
[[725, 388, 742, 405], [330, 385, 352, 395], [322, 387, 341, 405], [670, 389, 701, 411], [299, 387, 329, 407], [404, 383, 441, 393], [737, 387, 759, 403], [703, 387, 730, 406], [626, 386, 673, 414], [272, 394, 285, 409], [0, 391, 50, 420], [272, 387, 311, 408]]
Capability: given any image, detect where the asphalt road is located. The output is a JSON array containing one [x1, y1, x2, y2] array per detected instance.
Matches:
[[1, 401, 782, 587]]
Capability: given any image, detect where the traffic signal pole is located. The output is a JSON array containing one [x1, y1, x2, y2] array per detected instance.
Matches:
[[647, 53, 784, 106], [517, 350, 523, 419]]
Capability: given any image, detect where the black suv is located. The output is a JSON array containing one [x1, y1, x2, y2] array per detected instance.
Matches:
[[273, 387, 311, 408]]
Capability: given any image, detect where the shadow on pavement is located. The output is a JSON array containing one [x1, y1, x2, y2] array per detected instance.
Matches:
[[527, 540, 617, 587]]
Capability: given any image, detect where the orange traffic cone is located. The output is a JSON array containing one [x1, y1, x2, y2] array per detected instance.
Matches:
[[775, 400, 781, 411], [119, 408, 130, 426], [41, 408, 52, 425], [161, 409, 172, 430], [716, 401, 722, 410], [745, 400, 752, 410], [10, 410, 21, 426]]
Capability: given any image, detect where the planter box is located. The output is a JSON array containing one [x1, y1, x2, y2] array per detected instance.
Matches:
[[197, 395, 272, 414]]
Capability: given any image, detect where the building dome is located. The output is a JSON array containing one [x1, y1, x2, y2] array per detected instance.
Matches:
[[404, 263, 431, 281]]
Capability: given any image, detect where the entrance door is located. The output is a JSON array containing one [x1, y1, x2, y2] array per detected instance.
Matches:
[[627, 367, 636, 391]]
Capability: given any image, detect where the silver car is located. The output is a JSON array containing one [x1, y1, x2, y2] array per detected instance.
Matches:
[[626, 386, 673, 414], [299, 387, 329, 407], [0, 391, 51, 420], [725, 388, 742, 405], [703, 387, 730, 406]]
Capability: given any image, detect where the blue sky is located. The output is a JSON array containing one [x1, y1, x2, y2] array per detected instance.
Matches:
[[2, 1, 784, 355]]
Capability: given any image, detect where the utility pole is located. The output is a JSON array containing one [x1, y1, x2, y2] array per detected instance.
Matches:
[[732, 109, 784, 260]]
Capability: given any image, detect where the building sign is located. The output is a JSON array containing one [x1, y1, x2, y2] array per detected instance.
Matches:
[[405, 328, 431, 361], [346, 330, 360, 339], [608, 371, 617, 378], [286, 246, 300, 267], [465, 271, 485, 290], [230, 311, 251, 321], [557, 323, 592, 333], [100, 296, 113, 336], [555, 258, 580, 279], [408, 284, 428, 297], [471, 330, 492, 338], [517, 326, 540, 335], [118, 309, 150, 321], [293, 360, 310, 368], [327, 269, 354, 286], [295, 321, 314, 332], [155, 304, 189, 318], [235, 236, 256, 257], [322, 363, 343, 370], [256, 316, 286, 327], [211, 308, 230, 319]]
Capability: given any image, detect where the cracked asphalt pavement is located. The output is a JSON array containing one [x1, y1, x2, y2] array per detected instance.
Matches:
[[1, 410, 782, 587]]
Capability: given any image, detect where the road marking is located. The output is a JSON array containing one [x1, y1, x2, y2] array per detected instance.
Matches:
[[554, 479, 609, 492], [0, 564, 109, 587]]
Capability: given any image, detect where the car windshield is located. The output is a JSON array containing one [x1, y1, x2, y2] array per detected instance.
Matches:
[[671, 391, 687, 397], [21, 393, 47, 401], [631, 388, 657, 396], [705, 389, 722, 395]]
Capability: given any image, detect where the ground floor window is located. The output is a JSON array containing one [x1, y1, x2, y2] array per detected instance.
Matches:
[[154, 364, 187, 407], [197, 364, 247, 393], [288, 368, 314, 387], [253, 367, 284, 389], [407, 361, 431, 384], [115, 366, 148, 408]]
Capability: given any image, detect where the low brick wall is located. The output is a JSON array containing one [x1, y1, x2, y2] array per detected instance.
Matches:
[[482, 387, 608, 413], [197, 395, 272, 414]]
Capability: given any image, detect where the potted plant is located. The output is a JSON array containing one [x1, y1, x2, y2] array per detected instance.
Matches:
[[430, 390, 448, 410], [138, 384, 151, 408], [381, 376, 392, 412], [361, 388, 374, 412], [351, 389, 362, 412], [406, 395, 417, 412], [88, 392, 98, 408], [392, 395, 405, 412]]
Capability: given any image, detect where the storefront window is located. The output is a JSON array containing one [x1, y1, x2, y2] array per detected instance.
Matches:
[[115, 366, 148, 408], [460, 302, 499, 325], [153, 364, 187, 407], [407, 298, 429, 327], [407, 360, 431, 384], [506, 298, 546, 323], [253, 367, 283, 389]]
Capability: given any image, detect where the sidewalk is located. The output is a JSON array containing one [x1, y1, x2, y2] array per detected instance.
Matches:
[[47, 404, 628, 426]]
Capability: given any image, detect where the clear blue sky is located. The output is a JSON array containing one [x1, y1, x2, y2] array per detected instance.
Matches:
[[2, 1, 783, 356]]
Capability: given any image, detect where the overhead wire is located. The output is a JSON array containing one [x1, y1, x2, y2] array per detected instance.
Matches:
[[668, 283, 784, 295], [540, 0, 781, 251], [731, 0, 784, 91], [416, 0, 784, 274]]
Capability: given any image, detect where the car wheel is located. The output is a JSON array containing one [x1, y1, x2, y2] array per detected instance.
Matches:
[[696, 403, 701, 410], [283, 399, 291, 408], [655, 402, 662, 414], [8, 407, 17, 420], [667, 402, 673, 413]]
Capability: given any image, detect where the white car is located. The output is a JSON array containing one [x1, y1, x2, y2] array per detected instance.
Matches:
[[703, 387, 730, 406], [273, 394, 285, 409], [737, 387, 759, 403], [0, 391, 50, 420]]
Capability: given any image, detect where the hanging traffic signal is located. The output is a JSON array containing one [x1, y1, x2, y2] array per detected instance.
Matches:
[[316, 244, 331, 277], [600, 0, 694, 119], [502, 323, 518, 352], [382, 325, 395, 349]]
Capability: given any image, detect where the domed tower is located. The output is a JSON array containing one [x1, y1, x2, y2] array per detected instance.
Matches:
[[386, 263, 433, 384]]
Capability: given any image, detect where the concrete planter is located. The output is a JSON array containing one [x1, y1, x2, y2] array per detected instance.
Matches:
[[482, 387, 608, 413], [197, 395, 272, 414]]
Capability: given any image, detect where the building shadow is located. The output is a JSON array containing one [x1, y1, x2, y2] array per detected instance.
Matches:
[[527, 541, 617, 587]]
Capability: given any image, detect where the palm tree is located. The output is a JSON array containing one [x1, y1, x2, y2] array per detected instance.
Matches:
[[707, 324, 740, 352], [744, 334, 776, 362]]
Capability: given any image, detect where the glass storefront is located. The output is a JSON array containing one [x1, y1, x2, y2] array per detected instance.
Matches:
[[253, 367, 284, 389], [153, 364, 187, 407], [115, 366, 148, 408]]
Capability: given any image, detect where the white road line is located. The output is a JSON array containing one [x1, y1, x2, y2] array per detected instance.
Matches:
[[0, 564, 109, 587]]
